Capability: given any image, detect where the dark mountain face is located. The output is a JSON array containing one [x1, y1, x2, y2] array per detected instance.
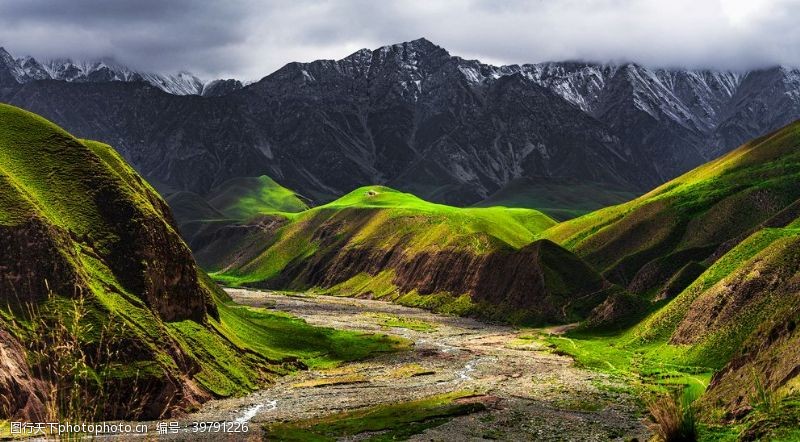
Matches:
[[201, 78, 243, 97], [2, 39, 800, 205]]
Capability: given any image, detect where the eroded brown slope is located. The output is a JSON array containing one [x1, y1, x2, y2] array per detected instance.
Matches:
[[206, 189, 611, 325]]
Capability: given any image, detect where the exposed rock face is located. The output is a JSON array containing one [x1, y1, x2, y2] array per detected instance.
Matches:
[[689, 235, 800, 413], [670, 236, 800, 347], [91, 182, 212, 322], [201, 79, 244, 97], [3, 40, 800, 206], [583, 292, 648, 330], [0, 220, 79, 303], [222, 218, 608, 324], [0, 331, 49, 421]]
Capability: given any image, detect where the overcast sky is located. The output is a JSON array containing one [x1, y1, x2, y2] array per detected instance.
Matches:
[[0, 0, 798, 81]]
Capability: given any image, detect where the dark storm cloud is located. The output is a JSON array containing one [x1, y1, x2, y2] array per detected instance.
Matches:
[[1, 0, 798, 80]]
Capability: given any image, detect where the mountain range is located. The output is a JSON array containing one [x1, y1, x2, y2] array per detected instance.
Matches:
[[0, 47, 243, 96], [2, 38, 800, 212]]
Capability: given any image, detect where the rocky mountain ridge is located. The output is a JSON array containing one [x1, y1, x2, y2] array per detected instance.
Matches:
[[0, 47, 242, 96]]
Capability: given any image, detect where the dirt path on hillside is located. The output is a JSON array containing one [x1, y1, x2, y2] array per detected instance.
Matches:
[[102, 290, 649, 441]]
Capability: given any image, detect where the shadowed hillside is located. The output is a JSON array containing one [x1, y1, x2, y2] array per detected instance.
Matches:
[[166, 175, 309, 250]]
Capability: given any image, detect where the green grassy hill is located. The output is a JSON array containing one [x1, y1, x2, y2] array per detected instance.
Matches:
[[544, 122, 800, 298], [166, 175, 308, 251], [208, 175, 309, 219], [207, 186, 614, 324], [0, 104, 405, 423], [542, 121, 800, 439]]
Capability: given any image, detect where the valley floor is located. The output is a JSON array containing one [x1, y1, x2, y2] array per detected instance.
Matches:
[[109, 290, 650, 441]]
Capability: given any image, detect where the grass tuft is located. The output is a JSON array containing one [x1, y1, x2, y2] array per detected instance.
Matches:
[[648, 392, 698, 442]]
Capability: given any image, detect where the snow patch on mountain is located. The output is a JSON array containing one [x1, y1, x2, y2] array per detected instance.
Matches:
[[0, 47, 235, 96]]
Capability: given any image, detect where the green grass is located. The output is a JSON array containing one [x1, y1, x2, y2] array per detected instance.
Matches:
[[263, 391, 487, 441], [543, 121, 800, 289], [532, 121, 800, 438], [0, 104, 170, 249], [548, 332, 712, 395], [208, 175, 308, 219], [629, 227, 800, 368], [205, 186, 610, 327], [213, 185, 557, 287], [168, 176, 306, 225], [213, 296, 410, 369], [321, 186, 557, 247], [366, 312, 438, 332], [166, 175, 307, 252]]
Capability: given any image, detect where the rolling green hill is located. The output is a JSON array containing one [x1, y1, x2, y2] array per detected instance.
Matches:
[[0, 104, 405, 423], [542, 120, 800, 439], [544, 122, 800, 298], [166, 175, 308, 251], [206, 186, 615, 324], [208, 175, 309, 219]]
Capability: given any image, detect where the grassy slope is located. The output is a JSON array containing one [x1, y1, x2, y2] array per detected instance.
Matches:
[[208, 175, 309, 219], [167, 175, 308, 251], [215, 185, 557, 285], [167, 176, 308, 225], [541, 121, 800, 438], [544, 121, 800, 291], [0, 104, 406, 420], [166, 190, 228, 222], [545, 226, 800, 440]]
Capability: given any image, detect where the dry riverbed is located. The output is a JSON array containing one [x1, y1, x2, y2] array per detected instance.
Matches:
[[104, 289, 650, 441]]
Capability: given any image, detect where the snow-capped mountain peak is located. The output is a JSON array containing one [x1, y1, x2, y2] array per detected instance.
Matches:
[[0, 47, 231, 96]]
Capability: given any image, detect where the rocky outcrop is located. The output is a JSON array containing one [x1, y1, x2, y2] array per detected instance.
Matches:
[[583, 292, 649, 330], [669, 236, 800, 346], [0, 331, 49, 421], [0, 220, 79, 303], [191, 215, 289, 271], [91, 178, 213, 322], [267, 238, 608, 324], [704, 310, 800, 415]]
